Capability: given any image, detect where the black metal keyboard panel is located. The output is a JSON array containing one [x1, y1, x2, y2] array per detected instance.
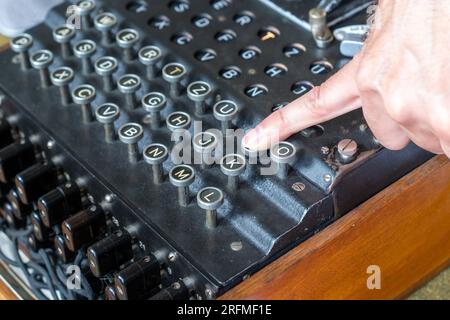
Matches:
[[0, 0, 432, 299]]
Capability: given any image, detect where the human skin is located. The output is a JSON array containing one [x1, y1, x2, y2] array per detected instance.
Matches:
[[243, 0, 450, 158]]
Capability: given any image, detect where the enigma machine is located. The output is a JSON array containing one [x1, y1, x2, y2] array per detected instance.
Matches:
[[0, 0, 433, 300]]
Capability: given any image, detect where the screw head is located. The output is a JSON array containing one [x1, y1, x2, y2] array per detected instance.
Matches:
[[95, 56, 118, 76], [72, 84, 96, 104], [53, 25, 76, 44], [10, 33, 33, 53], [51, 66, 74, 86], [95, 103, 120, 124], [30, 50, 54, 69], [118, 123, 144, 144], [337, 139, 359, 163]]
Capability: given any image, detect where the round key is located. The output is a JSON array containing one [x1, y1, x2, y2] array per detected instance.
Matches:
[[95, 56, 118, 92], [94, 12, 117, 46], [193, 132, 218, 170], [144, 144, 169, 185], [142, 92, 167, 129], [118, 74, 141, 110], [139, 46, 163, 80], [166, 112, 191, 143], [116, 28, 140, 62], [52, 25, 76, 59], [74, 39, 97, 75], [95, 103, 120, 143], [197, 187, 224, 229], [169, 165, 195, 207], [162, 63, 187, 97], [270, 142, 297, 179], [220, 154, 246, 192], [213, 100, 239, 135], [166, 112, 191, 132], [50, 67, 75, 106], [30, 50, 54, 88], [118, 123, 144, 163], [72, 84, 96, 123], [10, 33, 33, 70], [187, 81, 212, 116], [77, 0, 96, 29]]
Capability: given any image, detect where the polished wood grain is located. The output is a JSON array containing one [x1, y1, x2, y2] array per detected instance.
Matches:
[[221, 156, 450, 300], [0, 35, 9, 52], [0, 280, 17, 300]]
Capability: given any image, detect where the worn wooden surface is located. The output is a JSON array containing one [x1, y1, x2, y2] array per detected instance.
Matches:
[[0, 35, 8, 52], [221, 156, 450, 300], [0, 280, 17, 300]]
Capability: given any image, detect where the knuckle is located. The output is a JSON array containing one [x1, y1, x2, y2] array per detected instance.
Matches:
[[302, 86, 329, 119], [384, 98, 410, 125], [432, 116, 450, 140]]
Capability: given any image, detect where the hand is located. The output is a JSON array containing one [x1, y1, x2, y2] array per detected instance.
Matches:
[[243, 0, 450, 158]]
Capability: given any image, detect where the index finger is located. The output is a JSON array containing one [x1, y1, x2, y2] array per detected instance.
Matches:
[[243, 57, 363, 151]]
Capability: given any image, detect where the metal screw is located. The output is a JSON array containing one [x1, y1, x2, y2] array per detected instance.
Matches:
[[321, 146, 330, 155], [105, 194, 116, 203], [47, 140, 56, 150], [337, 139, 359, 164], [168, 252, 177, 262], [230, 241, 243, 252], [292, 182, 306, 192]]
